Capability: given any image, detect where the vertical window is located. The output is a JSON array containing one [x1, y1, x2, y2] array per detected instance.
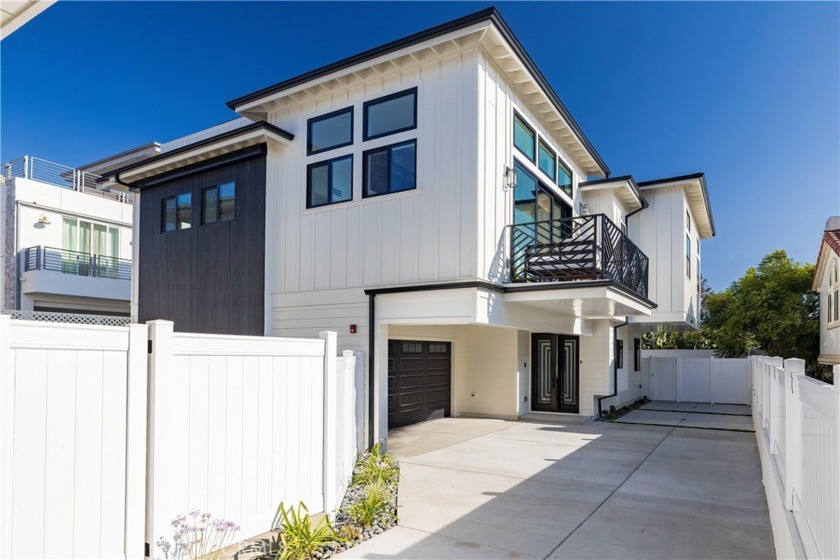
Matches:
[[307, 107, 353, 155], [363, 140, 416, 198], [696, 239, 701, 280], [557, 159, 573, 198], [538, 140, 556, 181], [685, 234, 691, 278], [513, 161, 538, 225], [616, 339, 624, 369], [634, 338, 641, 372], [62, 217, 78, 252], [829, 263, 840, 326], [308, 155, 353, 208], [203, 182, 236, 224], [686, 209, 691, 232], [162, 193, 191, 232], [513, 113, 536, 161], [363, 88, 417, 140]]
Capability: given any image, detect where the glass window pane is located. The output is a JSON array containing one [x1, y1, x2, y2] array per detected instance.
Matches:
[[177, 193, 191, 230], [108, 228, 119, 258], [308, 162, 330, 207], [364, 148, 389, 197], [203, 187, 219, 224], [219, 182, 235, 221], [513, 114, 535, 161], [557, 160, 573, 197], [162, 197, 176, 232], [538, 141, 556, 181], [513, 162, 537, 225], [365, 90, 416, 139], [390, 142, 416, 192], [62, 217, 77, 251], [330, 158, 352, 203], [308, 109, 353, 154]]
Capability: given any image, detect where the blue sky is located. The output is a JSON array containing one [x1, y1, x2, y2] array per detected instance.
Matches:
[[2, 1, 838, 290]]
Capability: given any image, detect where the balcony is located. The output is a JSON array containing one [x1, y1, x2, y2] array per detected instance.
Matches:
[[20, 246, 131, 303], [3, 155, 133, 204], [508, 214, 649, 300]]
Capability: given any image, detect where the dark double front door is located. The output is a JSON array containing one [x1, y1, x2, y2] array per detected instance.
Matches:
[[532, 334, 579, 413]]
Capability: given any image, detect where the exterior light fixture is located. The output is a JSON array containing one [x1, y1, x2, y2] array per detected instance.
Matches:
[[37, 214, 51, 225], [503, 165, 517, 191]]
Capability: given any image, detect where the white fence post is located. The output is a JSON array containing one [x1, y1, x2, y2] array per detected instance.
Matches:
[[353, 351, 366, 453], [709, 356, 716, 405], [783, 358, 804, 511], [0, 315, 12, 560], [320, 331, 338, 515], [675, 357, 682, 402], [146, 320, 174, 557], [125, 323, 149, 560]]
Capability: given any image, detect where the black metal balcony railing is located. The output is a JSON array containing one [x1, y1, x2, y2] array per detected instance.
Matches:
[[508, 214, 649, 299], [23, 246, 131, 281]]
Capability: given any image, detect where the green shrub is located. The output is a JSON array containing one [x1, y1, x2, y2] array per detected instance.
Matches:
[[273, 502, 340, 560], [354, 444, 399, 487], [348, 482, 393, 527]]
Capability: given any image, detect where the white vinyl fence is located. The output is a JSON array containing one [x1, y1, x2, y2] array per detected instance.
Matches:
[[751, 356, 840, 560], [646, 355, 750, 404], [0, 316, 362, 560]]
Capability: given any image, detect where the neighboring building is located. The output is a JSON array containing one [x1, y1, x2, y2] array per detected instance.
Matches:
[[1, 155, 134, 316], [813, 216, 840, 365], [99, 8, 715, 443]]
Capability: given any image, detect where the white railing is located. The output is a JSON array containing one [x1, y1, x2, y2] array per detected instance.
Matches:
[[751, 356, 840, 559], [2, 155, 134, 204]]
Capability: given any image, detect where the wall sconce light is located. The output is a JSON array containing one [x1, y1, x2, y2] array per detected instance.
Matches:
[[503, 165, 517, 191], [579, 203, 590, 216], [37, 214, 51, 226]]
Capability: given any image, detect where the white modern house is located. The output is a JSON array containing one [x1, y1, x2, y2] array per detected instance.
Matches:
[[813, 216, 840, 365], [1, 155, 135, 317], [99, 8, 715, 445]]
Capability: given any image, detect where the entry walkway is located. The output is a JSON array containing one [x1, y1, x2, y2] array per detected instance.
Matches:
[[339, 415, 773, 559]]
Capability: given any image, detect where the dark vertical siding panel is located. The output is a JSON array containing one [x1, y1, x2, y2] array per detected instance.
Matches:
[[138, 150, 266, 335]]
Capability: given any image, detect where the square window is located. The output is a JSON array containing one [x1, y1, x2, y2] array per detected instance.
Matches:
[[538, 140, 556, 181], [363, 140, 416, 198], [307, 155, 353, 208], [513, 113, 535, 161], [307, 107, 353, 155], [364, 89, 417, 141]]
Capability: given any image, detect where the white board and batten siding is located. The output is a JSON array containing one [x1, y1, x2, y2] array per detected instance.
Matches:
[[0, 317, 148, 560]]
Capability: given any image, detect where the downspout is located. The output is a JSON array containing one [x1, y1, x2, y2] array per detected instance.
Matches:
[[367, 293, 376, 448], [597, 319, 628, 417]]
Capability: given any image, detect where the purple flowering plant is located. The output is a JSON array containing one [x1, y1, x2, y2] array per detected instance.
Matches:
[[156, 508, 241, 560]]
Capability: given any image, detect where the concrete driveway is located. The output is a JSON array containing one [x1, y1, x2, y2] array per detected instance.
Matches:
[[338, 415, 774, 559]]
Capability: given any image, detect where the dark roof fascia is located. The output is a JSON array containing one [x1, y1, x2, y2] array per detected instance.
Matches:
[[98, 121, 293, 181], [225, 7, 610, 176], [637, 172, 715, 236], [579, 175, 647, 208], [364, 278, 656, 309]]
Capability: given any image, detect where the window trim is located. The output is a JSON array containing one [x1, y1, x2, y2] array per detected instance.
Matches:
[[307, 106, 354, 156], [362, 87, 418, 142], [306, 154, 354, 209], [362, 139, 417, 199], [513, 111, 536, 162]]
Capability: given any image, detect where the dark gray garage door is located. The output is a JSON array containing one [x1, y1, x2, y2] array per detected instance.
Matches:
[[388, 340, 451, 428]]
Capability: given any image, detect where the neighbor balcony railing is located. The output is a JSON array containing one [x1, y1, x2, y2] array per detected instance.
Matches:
[[3, 155, 133, 204], [23, 246, 131, 281], [507, 213, 649, 299]]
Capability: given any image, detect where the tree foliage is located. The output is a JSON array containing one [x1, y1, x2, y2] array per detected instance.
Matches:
[[702, 250, 818, 363]]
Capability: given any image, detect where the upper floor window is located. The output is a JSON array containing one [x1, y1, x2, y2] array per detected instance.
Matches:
[[513, 113, 535, 161], [203, 182, 235, 224], [829, 262, 840, 328], [557, 159, 573, 198], [363, 140, 416, 198], [686, 209, 691, 232], [363, 88, 417, 141], [513, 161, 571, 241], [538, 140, 556, 181], [685, 233, 691, 278], [162, 193, 191, 232], [307, 155, 353, 208], [307, 107, 354, 155], [62, 217, 119, 258]]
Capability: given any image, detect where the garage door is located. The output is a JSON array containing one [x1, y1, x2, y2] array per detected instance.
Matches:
[[388, 340, 451, 428]]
